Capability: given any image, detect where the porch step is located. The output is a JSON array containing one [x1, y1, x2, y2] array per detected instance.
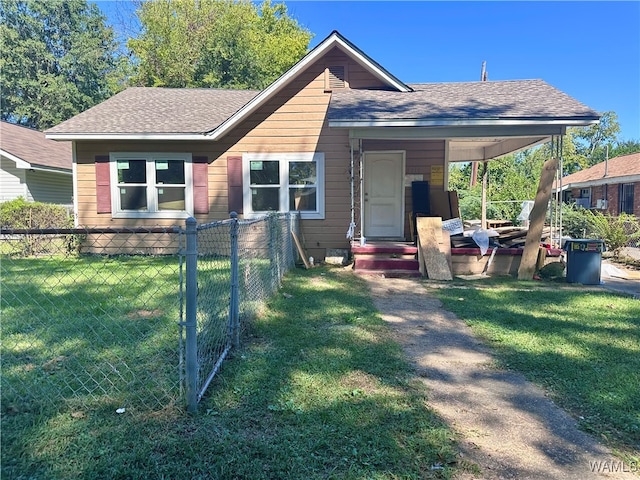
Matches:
[[354, 257, 419, 271], [351, 241, 421, 278]]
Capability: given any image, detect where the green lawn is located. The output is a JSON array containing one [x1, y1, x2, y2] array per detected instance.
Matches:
[[1, 265, 462, 479], [431, 278, 640, 461], [6, 258, 635, 479], [1, 255, 183, 412]]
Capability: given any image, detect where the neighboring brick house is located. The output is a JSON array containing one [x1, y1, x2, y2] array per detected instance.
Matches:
[[556, 152, 640, 217], [1, 121, 72, 204], [45, 31, 600, 261]]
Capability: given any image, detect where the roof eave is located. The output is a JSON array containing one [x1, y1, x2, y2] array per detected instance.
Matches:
[[207, 31, 411, 142], [1, 149, 71, 173], [45, 133, 210, 141], [558, 174, 640, 190]]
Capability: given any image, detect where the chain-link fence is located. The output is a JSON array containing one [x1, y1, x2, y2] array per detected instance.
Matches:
[[183, 212, 299, 410], [1, 226, 183, 414], [1, 213, 299, 415]]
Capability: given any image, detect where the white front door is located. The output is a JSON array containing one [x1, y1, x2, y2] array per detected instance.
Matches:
[[363, 151, 405, 238]]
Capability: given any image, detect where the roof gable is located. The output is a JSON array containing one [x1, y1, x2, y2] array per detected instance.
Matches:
[[1, 121, 71, 171], [206, 30, 411, 140]]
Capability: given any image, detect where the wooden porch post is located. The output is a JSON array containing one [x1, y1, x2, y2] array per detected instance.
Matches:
[[517, 156, 559, 280]]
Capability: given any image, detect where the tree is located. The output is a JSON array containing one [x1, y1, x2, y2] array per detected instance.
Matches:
[[128, 0, 312, 89], [0, 0, 120, 129]]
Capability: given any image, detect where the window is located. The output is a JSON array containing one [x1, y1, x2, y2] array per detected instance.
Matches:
[[242, 153, 325, 219], [110, 153, 193, 218], [619, 183, 634, 214]]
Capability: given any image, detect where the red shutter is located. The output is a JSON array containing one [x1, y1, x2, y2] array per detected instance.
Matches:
[[227, 156, 243, 214], [192, 156, 209, 214], [95, 155, 111, 214]]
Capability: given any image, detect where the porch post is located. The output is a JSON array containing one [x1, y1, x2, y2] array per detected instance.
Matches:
[[359, 139, 365, 246]]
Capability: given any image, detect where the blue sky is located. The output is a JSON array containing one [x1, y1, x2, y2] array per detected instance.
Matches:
[[97, 1, 640, 141]]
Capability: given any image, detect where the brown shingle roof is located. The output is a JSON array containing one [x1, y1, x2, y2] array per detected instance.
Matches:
[[45, 87, 259, 135], [561, 153, 640, 186], [328, 79, 599, 122], [1, 121, 71, 171]]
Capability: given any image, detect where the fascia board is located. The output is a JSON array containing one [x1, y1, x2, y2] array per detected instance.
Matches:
[[1, 149, 31, 169], [347, 125, 567, 140], [329, 118, 599, 128], [45, 133, 209, 141], [1, 149, 71, 174], [560, 175, 640, 190]]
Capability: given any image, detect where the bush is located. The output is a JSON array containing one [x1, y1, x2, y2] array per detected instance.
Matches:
[[587, 211, 640, 257], [560, 203, 592, 239], [1, 197, 73, 229], [558, 203, 640, 258], [0, 198, 76, 256]]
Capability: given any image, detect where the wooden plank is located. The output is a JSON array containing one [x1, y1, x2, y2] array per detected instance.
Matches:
[[416, 217, 453, 281], [517, 157, 559, 280], [291, 230, 311, 269]]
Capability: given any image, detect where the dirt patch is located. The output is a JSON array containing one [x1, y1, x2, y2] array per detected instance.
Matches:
[[363, 274, 636, 479]]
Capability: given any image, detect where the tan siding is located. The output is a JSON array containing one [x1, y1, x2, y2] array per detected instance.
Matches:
[[74, 49, 407, 257]]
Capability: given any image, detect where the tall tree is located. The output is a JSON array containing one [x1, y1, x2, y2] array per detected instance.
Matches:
[[128, 0, 312, 89], [0, 0, 120, 129]]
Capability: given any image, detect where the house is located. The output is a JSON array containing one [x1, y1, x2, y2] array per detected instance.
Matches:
[[1, 121, 72, 204], [554, 152, 640, 216], [45, 31, 600, 262]]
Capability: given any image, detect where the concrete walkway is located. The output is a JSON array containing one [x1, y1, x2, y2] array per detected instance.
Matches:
[[364, 275, 637, 479], [601, 260, 640, 298]]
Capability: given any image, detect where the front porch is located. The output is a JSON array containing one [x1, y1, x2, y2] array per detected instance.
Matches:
[[351, 240, 563, 277]]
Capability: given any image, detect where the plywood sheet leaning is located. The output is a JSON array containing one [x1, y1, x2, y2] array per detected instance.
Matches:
[[517, 157, 559, 280], [416, 217, 453, 281]]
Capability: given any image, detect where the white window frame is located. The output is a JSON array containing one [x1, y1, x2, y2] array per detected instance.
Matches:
[[109, 152, 193, 219], [242, 152, 325, 220]]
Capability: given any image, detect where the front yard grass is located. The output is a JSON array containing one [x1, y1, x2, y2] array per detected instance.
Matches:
[[2, 265, 461, 479], [431, 278, 640, 462]]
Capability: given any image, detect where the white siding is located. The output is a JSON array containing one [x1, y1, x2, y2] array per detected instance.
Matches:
[[1, 157, 27, 201], [1, 156, 72, 204], [25, 169, 73, 204]]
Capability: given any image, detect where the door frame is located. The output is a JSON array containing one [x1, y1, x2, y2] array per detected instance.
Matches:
[[362, 150, 406, 239]]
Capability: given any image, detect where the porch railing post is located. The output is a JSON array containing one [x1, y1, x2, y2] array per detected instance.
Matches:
[[184, 217, 199, 413], [229, 212, 240, 349]]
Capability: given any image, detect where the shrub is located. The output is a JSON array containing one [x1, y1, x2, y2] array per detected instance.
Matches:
[[0, 198, 77, 256], [0, 197, 73, 229], [587, 211, 640, 257], [560, 203, 592, 239]]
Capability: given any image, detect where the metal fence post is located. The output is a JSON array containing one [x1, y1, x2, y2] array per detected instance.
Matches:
[[229, 212, 240, 349], [184, 217, 199, 413]]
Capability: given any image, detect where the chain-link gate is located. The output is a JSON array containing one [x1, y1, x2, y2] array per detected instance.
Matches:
[[180, 212, 299, 411]]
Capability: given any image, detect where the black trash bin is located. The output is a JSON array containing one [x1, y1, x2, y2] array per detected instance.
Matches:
[[564, 239, 605, 285]]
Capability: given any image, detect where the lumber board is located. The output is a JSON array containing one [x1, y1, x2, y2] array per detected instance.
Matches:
[[517, 157, 558, 280], [416, 217, 453, 281], [291, 230, 311, 269]]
